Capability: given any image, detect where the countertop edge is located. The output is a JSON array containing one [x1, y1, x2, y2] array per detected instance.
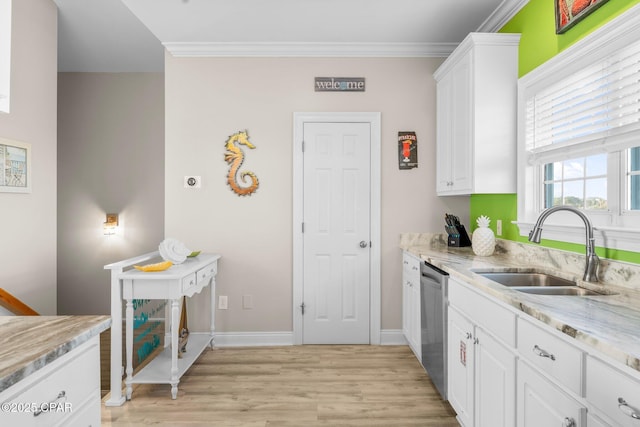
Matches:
[[403, 244, 640, 376], [0, 316, 111, 394]]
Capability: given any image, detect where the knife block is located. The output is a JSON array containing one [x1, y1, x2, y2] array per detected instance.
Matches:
[[447, 225, 472, 247]]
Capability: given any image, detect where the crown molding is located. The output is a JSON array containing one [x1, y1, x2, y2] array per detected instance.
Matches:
[[477, 0, 530, 32], [163, 41, 458, 58]]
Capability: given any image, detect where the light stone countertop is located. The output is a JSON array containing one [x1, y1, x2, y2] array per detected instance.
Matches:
[[400, 233, 640, 374], [0, 315, 111, 393]]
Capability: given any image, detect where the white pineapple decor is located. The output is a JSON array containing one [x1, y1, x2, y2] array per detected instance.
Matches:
[[472, 215, 496, 256]]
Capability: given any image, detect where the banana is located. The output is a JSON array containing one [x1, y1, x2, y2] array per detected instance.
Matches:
[[134, 260, 173, 272]]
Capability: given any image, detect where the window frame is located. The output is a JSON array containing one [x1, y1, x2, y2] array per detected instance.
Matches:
[[516, 4, 640, 253]]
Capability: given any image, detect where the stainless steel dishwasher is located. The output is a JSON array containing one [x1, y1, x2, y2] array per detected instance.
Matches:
[[420, 261, 448, 400]]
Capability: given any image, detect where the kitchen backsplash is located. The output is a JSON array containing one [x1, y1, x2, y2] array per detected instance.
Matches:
[[400, 233, 640, 294]]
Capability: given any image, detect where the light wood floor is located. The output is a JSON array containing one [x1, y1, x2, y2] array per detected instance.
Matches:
[[101, 345, 459, 427]]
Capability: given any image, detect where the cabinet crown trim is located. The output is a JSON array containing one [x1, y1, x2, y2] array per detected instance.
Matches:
[[434, 32, 521, 80]]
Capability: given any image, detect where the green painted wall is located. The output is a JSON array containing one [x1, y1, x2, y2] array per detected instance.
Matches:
[[469, 0, 640, 263]]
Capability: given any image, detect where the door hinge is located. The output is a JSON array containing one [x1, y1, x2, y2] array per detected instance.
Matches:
[[302, 141, 305, 152], [300, 302, 305, 315], [302, 222, 305, 233]]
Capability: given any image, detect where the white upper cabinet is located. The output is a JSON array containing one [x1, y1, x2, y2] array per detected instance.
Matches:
[[434, 33, 520, 196]]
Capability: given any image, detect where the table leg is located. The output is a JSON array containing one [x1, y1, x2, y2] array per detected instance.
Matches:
[[125, 299, 134, 400], [210, 278, 216, 348], [170, 298, 179, 399], [106, 276, 126, 406]]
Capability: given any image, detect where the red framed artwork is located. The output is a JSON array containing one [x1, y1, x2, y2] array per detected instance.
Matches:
[[556, 0, 609, 34]]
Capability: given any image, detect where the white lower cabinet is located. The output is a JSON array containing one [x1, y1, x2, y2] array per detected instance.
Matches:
[[402, 251, 421, 361], [448, 307, 474, 427], [475, 327, 516, 427], [586, 355, 640, 426], [447, 282, 516, 427], [0, 336, 101, 427], [587, 414, 610, 427], [447, 274, 640, 427], [518, 360, 586, 427]]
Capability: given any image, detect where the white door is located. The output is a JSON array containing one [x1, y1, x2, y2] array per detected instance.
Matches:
[[302, 121, 371, 344]]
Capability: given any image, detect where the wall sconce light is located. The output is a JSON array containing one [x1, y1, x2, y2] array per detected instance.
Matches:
[[103, 213, 119, 235]]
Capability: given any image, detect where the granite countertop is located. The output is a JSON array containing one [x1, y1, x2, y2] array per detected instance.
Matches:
[[400, 233, 640, 375], [0, 315, 111, 393]]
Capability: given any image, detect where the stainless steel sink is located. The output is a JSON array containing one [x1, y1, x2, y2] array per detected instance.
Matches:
[[476, 271, 575, 287], [509, 286, 601, 296], [473, 270, 609, 296]]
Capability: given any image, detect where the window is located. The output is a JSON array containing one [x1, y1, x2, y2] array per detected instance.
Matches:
[[0, 0, 11, 113], [543, 154, 608, 210], [517, 5, 640, 252]]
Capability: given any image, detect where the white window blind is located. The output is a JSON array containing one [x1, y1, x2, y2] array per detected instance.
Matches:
[[526, 38, 640, 153]]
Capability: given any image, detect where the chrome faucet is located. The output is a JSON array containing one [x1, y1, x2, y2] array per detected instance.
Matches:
[[528, 206, 599, 283]]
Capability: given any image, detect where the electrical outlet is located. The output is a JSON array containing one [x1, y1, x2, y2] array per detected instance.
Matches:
[[243, 295, 253, 309], [218, 295, 228, 310], [184, 176, 201, 188], [496, 219, 503, 236]]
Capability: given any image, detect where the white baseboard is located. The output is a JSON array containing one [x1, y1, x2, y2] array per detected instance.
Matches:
[[380, 329, 408, 345], [212, 330, 407, 347], [213, 331, 294, 347]]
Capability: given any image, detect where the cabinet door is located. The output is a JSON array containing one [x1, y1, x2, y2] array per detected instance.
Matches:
[[436, 71, 454, 193], [448, 307, 474, 427], [409, 279, 421, 360], [586, 355, 640, 426], [449, 51, 473, 193], [586, 414, 610, 427], [402, 252, 421, 360], [518, 361, 585, 427], [475, 328, 516, 427], [402, 279, 409, 342]]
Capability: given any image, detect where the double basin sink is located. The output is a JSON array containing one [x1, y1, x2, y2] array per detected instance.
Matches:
[[472, 270, 609, 296]]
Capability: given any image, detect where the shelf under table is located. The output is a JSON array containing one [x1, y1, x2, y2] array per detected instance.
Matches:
[[131, 333, 212, 384]]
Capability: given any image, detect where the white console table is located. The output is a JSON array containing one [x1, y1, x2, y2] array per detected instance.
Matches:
[[104, 252, 221, 406]]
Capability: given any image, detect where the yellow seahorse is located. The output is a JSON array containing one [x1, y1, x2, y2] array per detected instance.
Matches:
[[224, 130, 259, 196]]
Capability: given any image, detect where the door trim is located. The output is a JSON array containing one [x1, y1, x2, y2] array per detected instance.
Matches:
[[292, 112, 381, 345]]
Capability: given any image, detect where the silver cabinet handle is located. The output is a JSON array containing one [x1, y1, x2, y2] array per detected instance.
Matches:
[[533, 344, 556, 361], [34, 390, 66, 417], [563, 417, 575, 427], [618, 397, 640, 419], [465, 332, 472, 340]]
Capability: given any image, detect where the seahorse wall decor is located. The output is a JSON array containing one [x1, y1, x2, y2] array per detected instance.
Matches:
[[224, 130, 260, 196]]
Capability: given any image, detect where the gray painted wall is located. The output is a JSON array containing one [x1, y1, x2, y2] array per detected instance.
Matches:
[[0, 0, 57, 314], [165, 56, 469, 333], [57, 72, 165, 315]]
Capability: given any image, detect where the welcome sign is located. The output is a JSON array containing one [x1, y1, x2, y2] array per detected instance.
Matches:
[[315, 77, 365, 92]]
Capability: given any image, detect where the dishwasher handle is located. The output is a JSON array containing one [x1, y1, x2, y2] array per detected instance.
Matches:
[[421, 261, 448, 281]]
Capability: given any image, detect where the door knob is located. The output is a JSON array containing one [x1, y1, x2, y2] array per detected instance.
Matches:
[[359, 241, 368, 248]]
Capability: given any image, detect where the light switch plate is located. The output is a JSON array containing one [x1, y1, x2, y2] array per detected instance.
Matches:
[[184, 176, 201, 188], [218, 295, 228, 310]]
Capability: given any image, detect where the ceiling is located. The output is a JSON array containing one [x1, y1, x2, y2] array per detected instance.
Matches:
[[53, 0, 524, 72]]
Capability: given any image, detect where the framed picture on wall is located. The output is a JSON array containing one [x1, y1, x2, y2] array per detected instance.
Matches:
[[0, 137, 31, 193], [556, 0, 609, 34]]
